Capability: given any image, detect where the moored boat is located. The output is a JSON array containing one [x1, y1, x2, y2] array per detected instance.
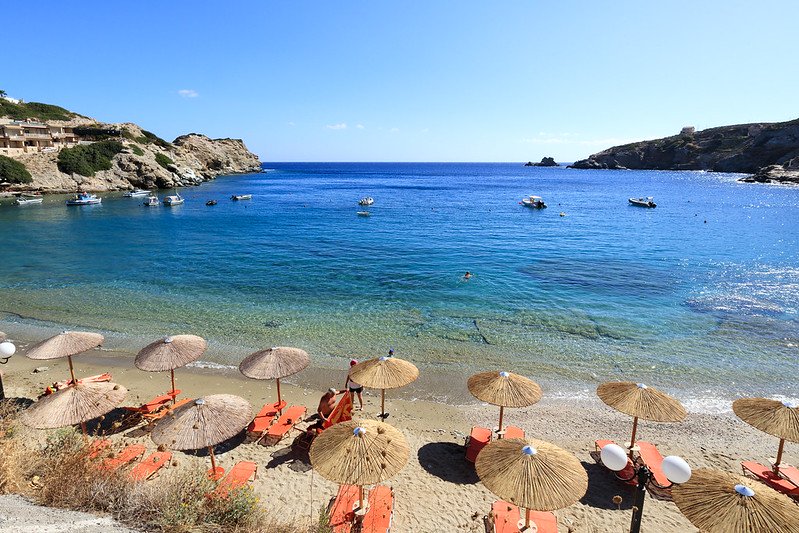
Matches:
[[357, 211, 371, 216], [358, 197, 374, 206], [144, 194, 159, 206], [14, 194, 44, 206], [123, 189, 150, 198], [629, 196, 656, 208], [231, 194, 252, 201], [520, 195, 547, 208], [163, 193, 184, 206], [66, 192, 101, 206], [206, 200, 217, 206]]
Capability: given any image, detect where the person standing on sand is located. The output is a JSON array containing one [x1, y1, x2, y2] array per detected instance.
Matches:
[[346, 359, 364, 411]]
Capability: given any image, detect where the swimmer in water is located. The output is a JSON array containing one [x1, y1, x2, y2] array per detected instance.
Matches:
[[463, 271, 472, 280]]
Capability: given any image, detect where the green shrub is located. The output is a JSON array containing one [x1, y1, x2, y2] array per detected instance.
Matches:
[[57, 141, 124, 176], [130, 145, 144, 156], [0, 100, 76, 121], [73, 125, 121, 140], [141, 129, 171, 148], [155, 152, 174, 169], [0, 155, 32, 184]]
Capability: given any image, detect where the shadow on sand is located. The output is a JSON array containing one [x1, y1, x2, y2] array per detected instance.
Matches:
[[417, 441, 479, 485]]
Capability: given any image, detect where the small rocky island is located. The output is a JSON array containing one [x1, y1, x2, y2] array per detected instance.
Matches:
[[569, 118, 799, 184], [524, 157, 559, 167], [0, 97, 261, 193]]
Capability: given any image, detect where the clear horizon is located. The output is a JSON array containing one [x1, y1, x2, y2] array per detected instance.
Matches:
[[4, 1, 798, 162]]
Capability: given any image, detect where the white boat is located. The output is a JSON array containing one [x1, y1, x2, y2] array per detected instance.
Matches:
[[163, 193, 184, 206], [231, 194, 252, 201], [358, 197, 374, 206], [629, 196, 657, 208], [521, 195, 547, 208], [14, 194, 43, 205], [66, 192, 101, 206], [123, 189, 150, 198], [357, 211, 371, 217], [144, 194, 159, 206]]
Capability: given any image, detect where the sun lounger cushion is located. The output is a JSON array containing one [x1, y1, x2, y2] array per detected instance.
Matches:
[[266, 405, 307, 440], [143, 397, 193, 421], [777, 465, 799, 487], [742, 461, 799, 498], [124, 390, 181, 414], [503, 426, 524, 440], [636, 441, 670, 488], [129, 451, 172, 481], [466, 426, 492, 462], [87, 439, 111, 459], [247, 400, 286, 434], [212, 461, 258, 497], [328, 484, 360, 533], [362, 485, 393, 533], [490, 501, 557, 533], [100, 444, 146, 470], [595, 439, 636, 485]]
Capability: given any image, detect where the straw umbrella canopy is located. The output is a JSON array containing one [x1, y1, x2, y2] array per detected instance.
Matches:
[[672, 468, 799, 533], [310, 418, 409, 513], [25, 331, 104, 382], [476, 437, 588, 530], [733, 397, 799, 470], [20, 381, 127, 435], [238, 346, 310, 411], [150, 394, 252, 475], [468, 371, 543, 436], [597, 381, 686, 453], [348, 355, 419, 418], [135, 334, 207, 402]]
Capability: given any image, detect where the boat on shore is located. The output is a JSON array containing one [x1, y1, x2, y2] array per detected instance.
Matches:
[[144, 194, 159, 206], [206, 200, 217, 206], [123, 189, 150, 198], [163, 193, 184, 206], [359, 197, 374, 206], [66, 192, 101, 206], [231, 194, 252, 201], [14, 194, 44, 206], [520, 195, 547, 208], [629, 197, 657, 208]]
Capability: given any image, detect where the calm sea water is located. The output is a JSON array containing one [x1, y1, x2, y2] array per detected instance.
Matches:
[[1, 163, 798, 406]]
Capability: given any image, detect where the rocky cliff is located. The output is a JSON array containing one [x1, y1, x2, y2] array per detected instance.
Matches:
[[569, 118, 799, 184], [1, 108, 261, 193]]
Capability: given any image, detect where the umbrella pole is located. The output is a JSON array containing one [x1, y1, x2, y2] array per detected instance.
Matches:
[[80, 421, 88, 439], [497, 405, 505, 437], [629, 416, 639, 454], [358, 485, 365, 511], [775, 438, 786, 470], [209, 446, 217, 476], [170, 368, 176, 404], [381, 389, 386, 418], [276, 378, 283, 414], [67, 356, 76, 384], [524, 507, 531, 529]]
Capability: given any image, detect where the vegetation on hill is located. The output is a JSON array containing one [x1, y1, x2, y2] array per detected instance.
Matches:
[[57, 141, 124, 177], [0, 155, 32, 184], [0, 99, 77, 122], [155, 152, 174, 169]]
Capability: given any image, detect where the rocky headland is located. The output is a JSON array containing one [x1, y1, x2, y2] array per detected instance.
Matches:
[[569, 118, 799, 184], [524, 156, 559, 167], [0, 100, 261, 193]]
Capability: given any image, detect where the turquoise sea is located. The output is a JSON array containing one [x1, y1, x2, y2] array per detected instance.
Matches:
[[1, 163, 798, 407]]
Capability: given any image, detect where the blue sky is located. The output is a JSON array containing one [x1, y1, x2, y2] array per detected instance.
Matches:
[[4, 1, 797, 162]]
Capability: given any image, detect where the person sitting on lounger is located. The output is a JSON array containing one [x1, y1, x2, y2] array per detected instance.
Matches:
[[317, 388, 338, 421]]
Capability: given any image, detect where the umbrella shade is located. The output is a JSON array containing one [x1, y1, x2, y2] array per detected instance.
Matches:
[[476, 438, 587, 512], [467, 371, 542, 408], [25, 331, 104, 360], [20, 381, 127, 429], [309, 418, 409, 486], [732, 398, 799, 443], [239, 346, 310, 380], [597, 381, 686, 422], [135, 334, 207, 372], [150, 394, 252, 451], [672, 468, 799, 533], [348, 356, 419, 390]]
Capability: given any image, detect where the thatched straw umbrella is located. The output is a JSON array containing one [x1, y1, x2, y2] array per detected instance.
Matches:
[[25, 331, 104, 383], [150, 394, 252, 476], [348, 355, 419, 419], [476, 437, 587, 530], [468, 371, 542, 436], [310, 418, 409, 514], [20, 381, 127, 435], [135, 335, 207, 403], [239, 346, 310, 413], [733, 398, 799, 471], [597, 381, 686, 453], [672, 468, 799, 533]]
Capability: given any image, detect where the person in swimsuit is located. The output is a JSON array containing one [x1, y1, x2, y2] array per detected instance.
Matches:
[[346, 359, 364, 411], [316, 388, 338, 422]]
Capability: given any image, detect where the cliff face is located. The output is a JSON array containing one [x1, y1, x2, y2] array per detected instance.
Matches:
[[2, 116, 261, 193], [569, 118, 799, 183]]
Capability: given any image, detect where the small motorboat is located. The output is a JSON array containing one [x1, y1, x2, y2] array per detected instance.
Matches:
[[357, 211, 371, 217], [231, 194, 252, 201], [358, 197, 374, 206], [123, 188, 150, 198], [163, 193, 184, 206], [206, 200, 217, 206], [520, 195, 547, 208], [629, 197, 657, 208], [144, 195, 159, 206], [66, 192, 101, 206], [14, 194, 44, 205]]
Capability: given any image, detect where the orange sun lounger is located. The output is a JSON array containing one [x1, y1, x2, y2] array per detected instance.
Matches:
[[595, 440, 636, 485], [87, 439, 111, 459], [777, 464, 799, 487], [489, 501, 557, 533], [247, 400, 287, 437], [742, 461, 799, 499], [211, 461, 258, 498], [466, 426, 492, 462], [327, 484, 360, 533], [142, 397, 193, 423], [636, 441, 670, 489], [362, 485, 394, 533], [124, 390, 181, 415], [503, 426, 525, 440], [129, 451, 172, 481], [100, 444, 146, 470], [264, 405, 307, 444]]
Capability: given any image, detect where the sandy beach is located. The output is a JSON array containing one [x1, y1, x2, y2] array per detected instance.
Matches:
[[1, 335, 796, 533]]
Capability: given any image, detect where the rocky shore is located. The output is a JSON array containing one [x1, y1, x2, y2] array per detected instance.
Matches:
[[569, 118, 799, 184]]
